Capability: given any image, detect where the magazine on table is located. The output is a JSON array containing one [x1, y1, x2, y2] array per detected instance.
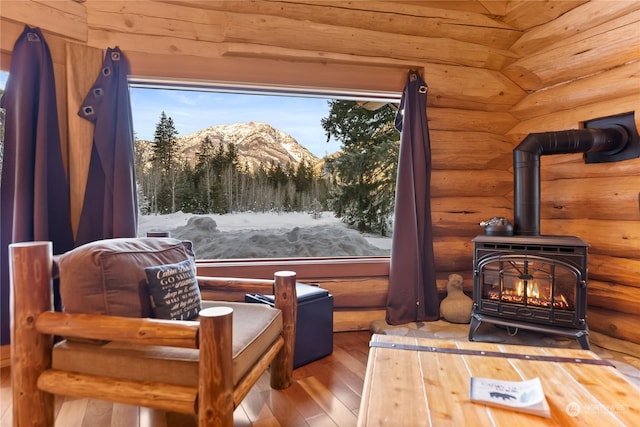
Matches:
[[469, 376, 551, 418]]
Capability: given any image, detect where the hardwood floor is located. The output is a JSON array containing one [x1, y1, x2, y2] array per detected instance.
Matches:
[[0, 331, 372, 427]]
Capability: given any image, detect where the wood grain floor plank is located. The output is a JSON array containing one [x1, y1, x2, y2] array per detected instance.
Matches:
[[140, 407, 170, 427], [110, 403, 140, 427], [55, 397, 88, 427], [249, 415, 282, 427], [81, 398, 113, 427], [239, 380, 278, 423], [297, 376, 358, 427], [0, 331, 372, 426], [307, 412, 339, 427], [232, 405, 253, 426], [0, 367, 11, 426], [305, 359, 362, 411], [277, 382, 325, 421], [328, 346, 368, 380], [261, 388, 309, 426]]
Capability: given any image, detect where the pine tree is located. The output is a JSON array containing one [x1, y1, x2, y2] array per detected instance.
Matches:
[[151, 111, 180, 212], [195, 136, 215, 212], [321, 100, 399, 235]]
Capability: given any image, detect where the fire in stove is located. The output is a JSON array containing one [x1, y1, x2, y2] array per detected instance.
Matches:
[[480, 258, 577, 311], [486, 280, 570, 309]]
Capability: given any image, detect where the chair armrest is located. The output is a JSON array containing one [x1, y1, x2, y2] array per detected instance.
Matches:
[[35, 312, 200, 348], [197, 276, 276, 301], [196, 273, 299, 305]]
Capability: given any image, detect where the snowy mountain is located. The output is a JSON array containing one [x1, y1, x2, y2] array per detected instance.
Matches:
[[175, 122, 320, 171]]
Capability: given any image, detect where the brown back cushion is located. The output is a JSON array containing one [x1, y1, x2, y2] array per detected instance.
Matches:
[[59, 238, 194, 317]]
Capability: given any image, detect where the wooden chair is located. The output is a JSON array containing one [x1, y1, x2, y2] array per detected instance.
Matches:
[[9, 241, 297, 426]]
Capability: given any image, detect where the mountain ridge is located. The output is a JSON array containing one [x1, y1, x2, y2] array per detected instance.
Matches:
[[178, 121, 320, 170]]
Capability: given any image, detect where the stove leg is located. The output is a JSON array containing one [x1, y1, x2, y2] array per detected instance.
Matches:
[[576, 331, 590, 350], [469, 313, 482, 341]]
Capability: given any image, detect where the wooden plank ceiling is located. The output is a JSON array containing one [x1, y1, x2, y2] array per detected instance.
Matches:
[[2, 1, 636, 98]]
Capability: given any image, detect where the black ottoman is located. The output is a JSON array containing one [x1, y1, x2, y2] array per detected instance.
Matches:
[[246, 283, 333, 368]]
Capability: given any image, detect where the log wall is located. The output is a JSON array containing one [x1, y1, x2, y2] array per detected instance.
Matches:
[[504, 2, 640, 344], [0, 1, 638, 344]]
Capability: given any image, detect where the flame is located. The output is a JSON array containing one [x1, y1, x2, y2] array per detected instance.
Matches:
[[514, 280, 540, 298], [531, 282, 540, 298], [488, 279, 571, 309]]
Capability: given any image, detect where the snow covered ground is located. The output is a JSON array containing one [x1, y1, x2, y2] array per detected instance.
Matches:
[[138, 211, 391, 259]]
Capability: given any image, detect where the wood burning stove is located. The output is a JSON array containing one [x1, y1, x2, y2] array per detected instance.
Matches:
[[470, 235, 589, 349], [469, 116, 638, 350]]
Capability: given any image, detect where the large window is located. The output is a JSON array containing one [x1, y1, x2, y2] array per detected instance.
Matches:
[[130, 81, 400, 260]]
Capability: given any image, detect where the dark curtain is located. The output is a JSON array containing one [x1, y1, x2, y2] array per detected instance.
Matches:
[[0, 26, 75, 344], [75, 47, 138, 246], [385, 71, 439, 325]]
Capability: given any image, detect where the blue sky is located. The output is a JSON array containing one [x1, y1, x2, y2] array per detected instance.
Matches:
[[0, 71, 341, 157], [130, 87, 341, 157]]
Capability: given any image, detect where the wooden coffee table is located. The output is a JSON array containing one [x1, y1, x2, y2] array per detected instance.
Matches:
[[357, 334, 640, 426]]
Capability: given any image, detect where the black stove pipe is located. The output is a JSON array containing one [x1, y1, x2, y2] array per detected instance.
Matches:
[[513, 127, 628, 236]]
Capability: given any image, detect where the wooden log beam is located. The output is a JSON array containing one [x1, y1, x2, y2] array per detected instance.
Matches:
[[588, 280, 640, 316], [588, 306, 640, 345], [501, 1, 586, 31], [121, 51, 524, 113], [309, 278, 388, 309], [432, 197, 513, 215], [198, 306, 234, 426], [65, 42, 105, 237], [270, 270, 297, 390], [84, 1, 517, 70], [540, 153, 640, 181], [333, 309, 386, 332], [588, 253, 640, 289], [431, 131, 513, 170], [37, 370, 197, 414], [201, 271, 474, 314], [126, 50, 410, 95], [432, 170, 513, 197], [433, 236, 474, 272], [510, 0, 640, 56], [0, 0, 87, 42], [197, 258, 390, 282], [539, 218, 640, 259], [196, 0, 522, 49], [428, 108, 517, 134], [507, 94, 640, 141], [35, 312, 200, 348], [540, 175, 640, 221], [503, 14, 640, 91], [431, 196, 512, 237], [10, 242, 55, 426], [426, 63, 525, 111], [510, 61, 640, 121], [197, 276, 275, 291]]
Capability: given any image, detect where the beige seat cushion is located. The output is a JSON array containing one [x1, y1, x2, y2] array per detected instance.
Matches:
[[52, 301, 282, 387]]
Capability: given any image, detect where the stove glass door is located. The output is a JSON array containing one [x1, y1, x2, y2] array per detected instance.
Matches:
[[479, 255, 581, 317]]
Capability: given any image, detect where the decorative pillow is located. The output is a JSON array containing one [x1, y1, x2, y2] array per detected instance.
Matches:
[[145, 259, 202, 320], [59, 238, 195, 317]]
